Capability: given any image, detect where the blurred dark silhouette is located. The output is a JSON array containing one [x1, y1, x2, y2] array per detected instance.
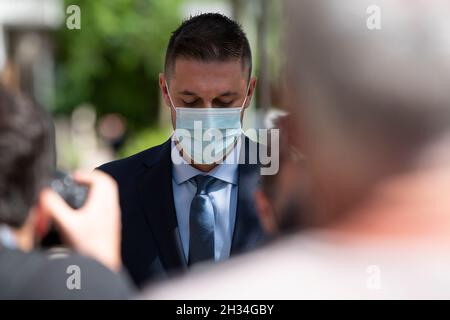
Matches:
[[0, 86, 133, 299]]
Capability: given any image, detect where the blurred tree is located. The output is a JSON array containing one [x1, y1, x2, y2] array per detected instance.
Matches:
[[230, 0, 282, 113], [256, 0, 270, 112], [55, 0, 182, 131]]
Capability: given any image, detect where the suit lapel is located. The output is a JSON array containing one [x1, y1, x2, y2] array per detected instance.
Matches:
[[136, 139, 187, 272]]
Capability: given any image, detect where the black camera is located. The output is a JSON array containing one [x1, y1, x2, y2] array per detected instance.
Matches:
[[40, 171, 89, 247], [50, 171, 88, 209]]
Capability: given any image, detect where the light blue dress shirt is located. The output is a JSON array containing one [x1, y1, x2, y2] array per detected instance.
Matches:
[[171, 136, 240, 263]]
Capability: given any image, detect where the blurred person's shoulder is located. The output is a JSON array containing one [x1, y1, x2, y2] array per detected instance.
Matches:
[[0, 248, 47, 299], [0, 248, 133, 299], [142, 232, 450, 299], [97, 138, 172, 180], [141, 233, 327, 299]]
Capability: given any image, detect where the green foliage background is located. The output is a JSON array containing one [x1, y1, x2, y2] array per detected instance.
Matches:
[[55, 0, 181, 133]]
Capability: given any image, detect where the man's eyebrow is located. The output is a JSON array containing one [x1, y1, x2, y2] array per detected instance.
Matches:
[[218, 91, 238, 97], [178, 90, 197, 96], [177, 91, 239, 97]]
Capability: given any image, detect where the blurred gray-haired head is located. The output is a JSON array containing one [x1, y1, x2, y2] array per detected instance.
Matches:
[[284, 0, 450, 221], [286, 0, 450, 155]]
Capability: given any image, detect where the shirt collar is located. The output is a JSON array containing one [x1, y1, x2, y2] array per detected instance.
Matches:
[[171, 134, 240, 186]]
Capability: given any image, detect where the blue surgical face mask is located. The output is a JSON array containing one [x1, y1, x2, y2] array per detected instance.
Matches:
[[166, 81, 250, 164]]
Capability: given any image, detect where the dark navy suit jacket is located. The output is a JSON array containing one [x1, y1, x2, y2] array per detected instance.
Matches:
[[98, 136, 266, 288]]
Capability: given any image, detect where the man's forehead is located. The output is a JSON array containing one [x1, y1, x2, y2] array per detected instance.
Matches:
[[169, 58, 248, 93]]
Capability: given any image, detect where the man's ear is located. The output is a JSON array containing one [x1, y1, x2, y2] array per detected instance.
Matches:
[[245, 76, 257, 109], [32, 193, 51, 240], [159, 73, 171, 107]]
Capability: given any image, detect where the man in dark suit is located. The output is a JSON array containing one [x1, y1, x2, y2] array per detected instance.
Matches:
[[99, 13, 267, 287]]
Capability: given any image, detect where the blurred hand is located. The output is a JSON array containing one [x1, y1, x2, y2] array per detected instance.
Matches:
[[40, 170, 122, 272]]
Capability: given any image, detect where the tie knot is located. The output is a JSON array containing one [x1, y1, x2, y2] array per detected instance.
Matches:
[[193, 175, 215, 195]]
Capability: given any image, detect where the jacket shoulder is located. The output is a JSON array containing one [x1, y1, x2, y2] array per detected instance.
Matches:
[[97, 139, 170, 180]]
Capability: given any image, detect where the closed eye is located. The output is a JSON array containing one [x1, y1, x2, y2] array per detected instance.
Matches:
[[213, 100, 235, 108], [182, 99, 201, 107]]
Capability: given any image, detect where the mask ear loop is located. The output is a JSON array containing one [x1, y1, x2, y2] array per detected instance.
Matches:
[[166, 80, 183, 155], [165, 80, 177, 112], [240, 82, 251, 113], [232, 83, 251, 152]]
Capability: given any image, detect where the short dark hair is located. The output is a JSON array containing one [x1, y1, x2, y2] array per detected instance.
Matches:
[[0, 86, 52, 228], [165, 13, 252, 80]]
